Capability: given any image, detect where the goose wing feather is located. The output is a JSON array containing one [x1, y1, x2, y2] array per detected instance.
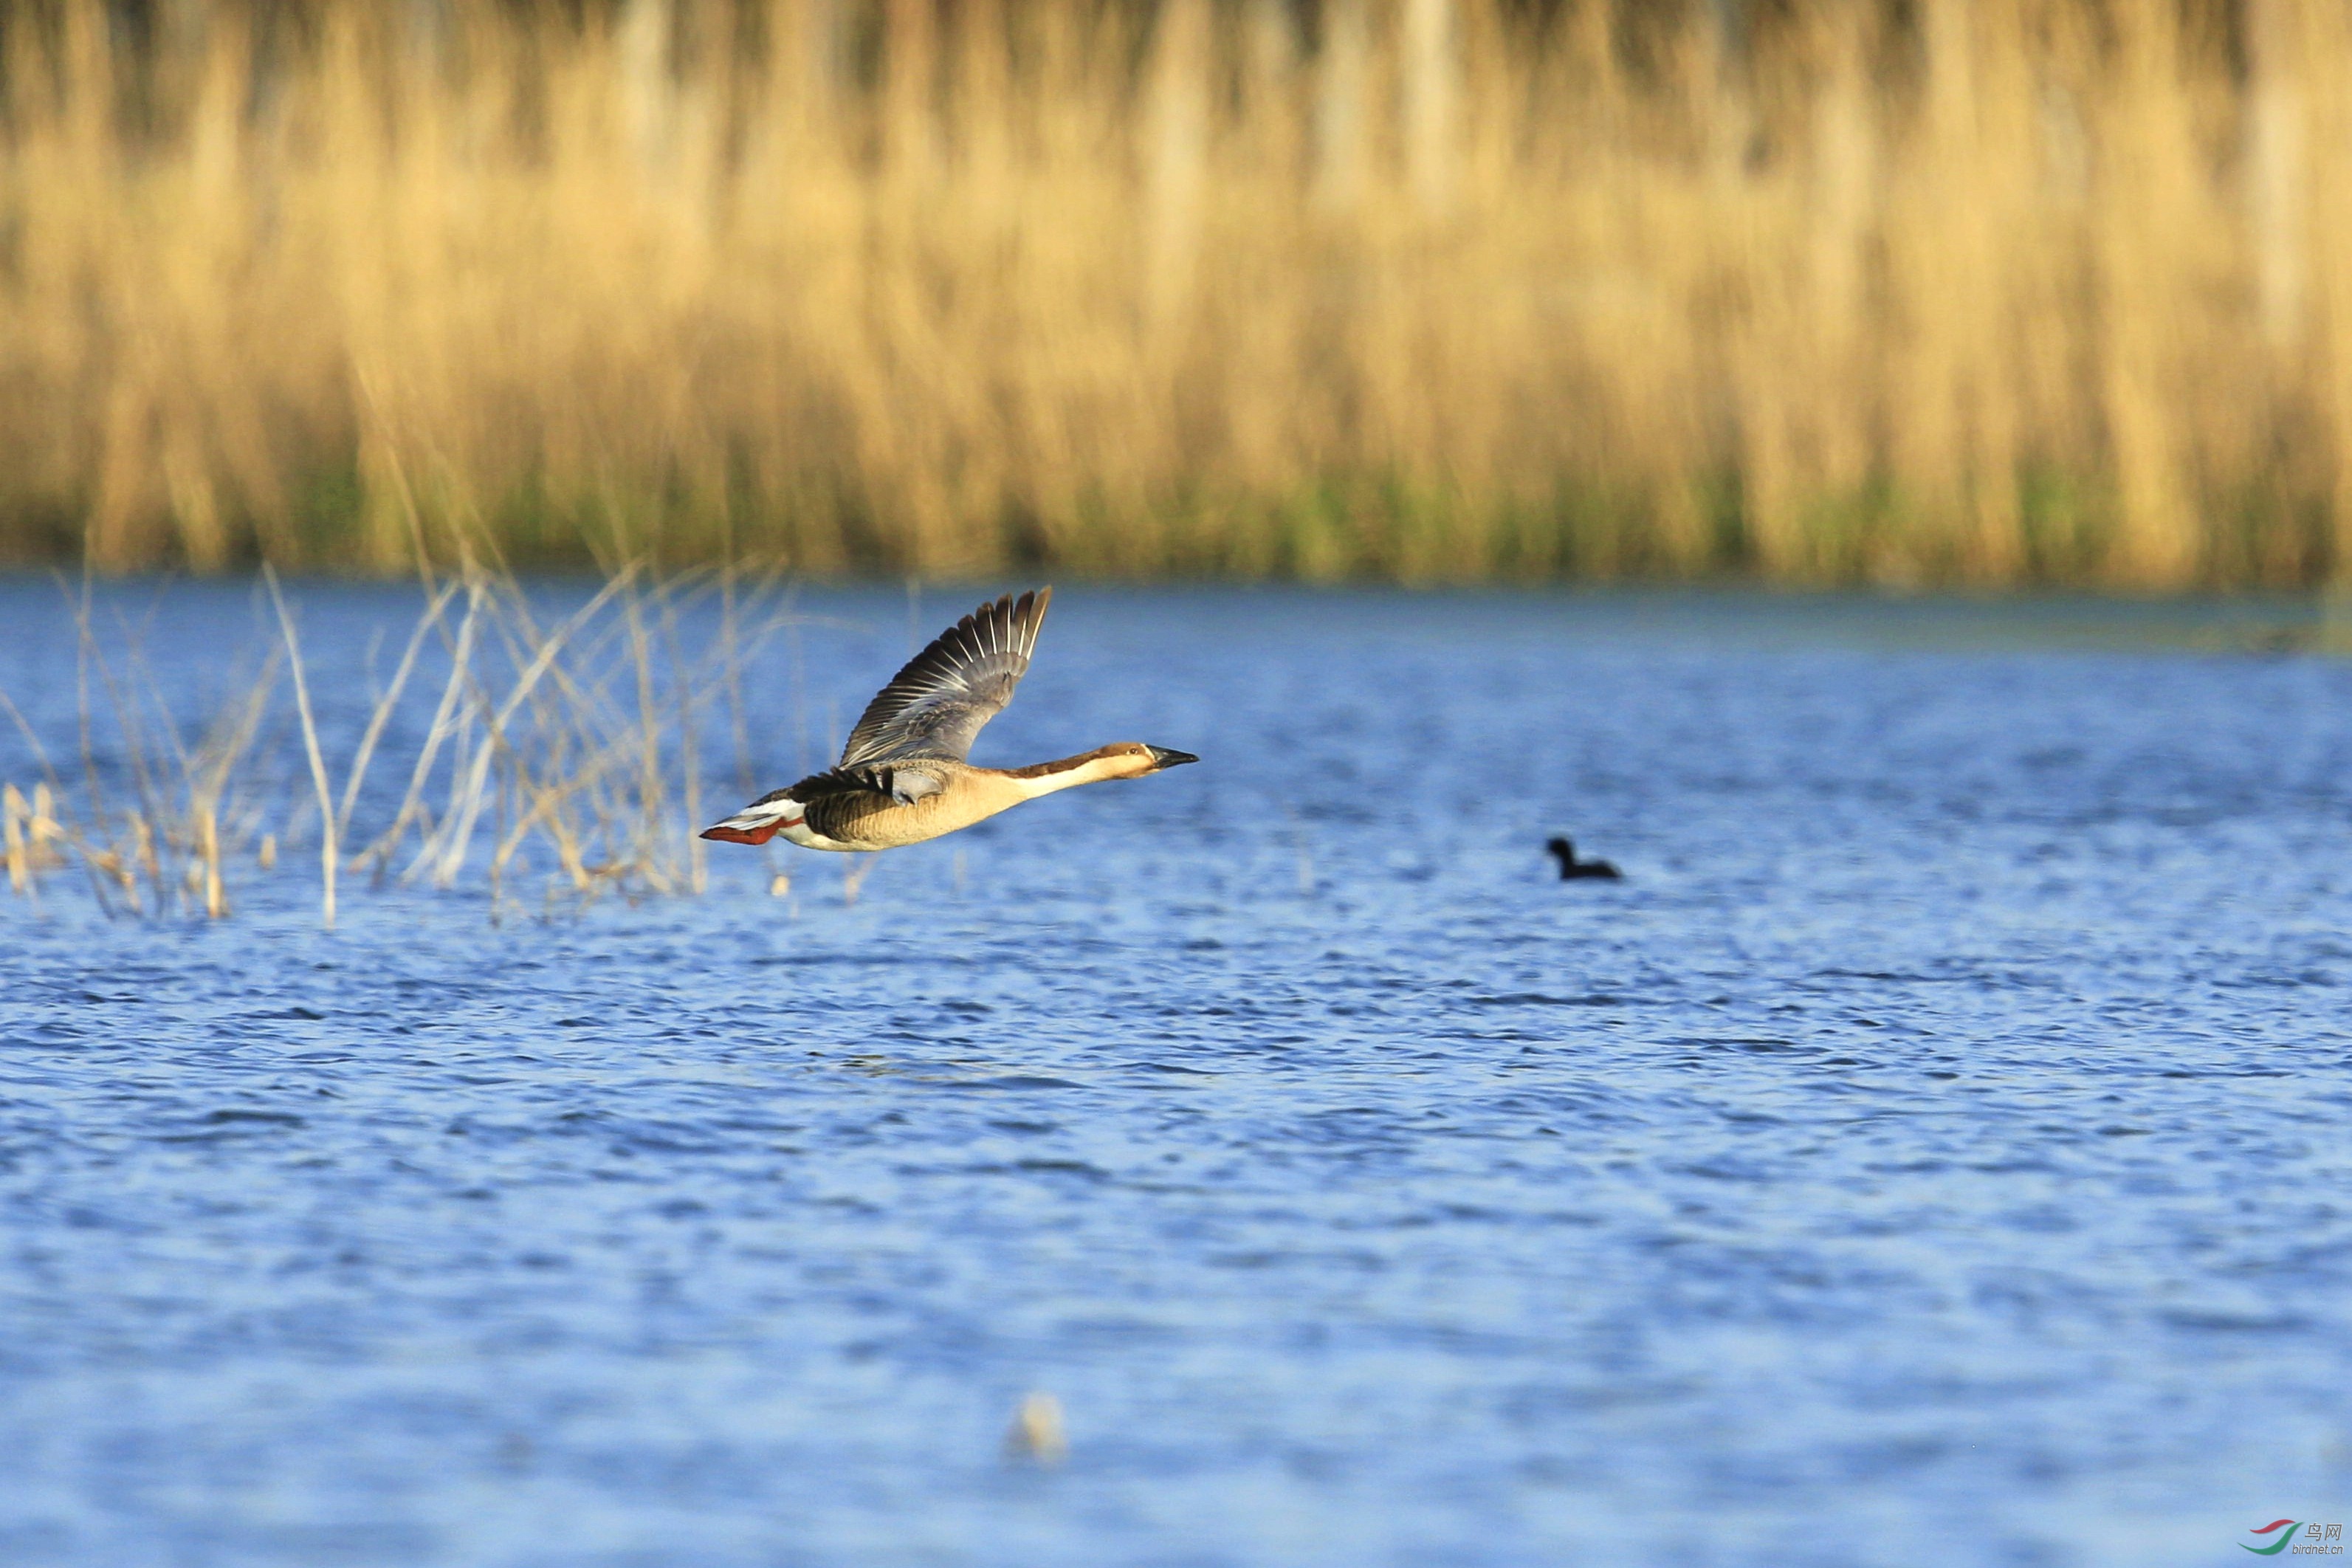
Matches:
[[763, 763, 949, 831], [817, 762, 946, 807], [839, 588, 1051, 766]]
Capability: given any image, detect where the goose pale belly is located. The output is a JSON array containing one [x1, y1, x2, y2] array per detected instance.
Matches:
[[793, 775, 1029, 851]]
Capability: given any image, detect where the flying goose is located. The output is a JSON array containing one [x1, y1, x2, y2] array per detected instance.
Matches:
[[701, 588, 1196, 854]]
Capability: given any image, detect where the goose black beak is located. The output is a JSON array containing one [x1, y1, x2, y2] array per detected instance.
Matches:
[[1145, 746, 1198, 770]]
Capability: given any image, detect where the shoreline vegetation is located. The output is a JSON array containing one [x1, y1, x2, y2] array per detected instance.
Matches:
[[5, 0, 2352, 588], [1, 563, 799, 924]]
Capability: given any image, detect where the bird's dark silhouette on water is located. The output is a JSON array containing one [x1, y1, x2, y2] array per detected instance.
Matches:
[[1547, 836, 1621, 881]]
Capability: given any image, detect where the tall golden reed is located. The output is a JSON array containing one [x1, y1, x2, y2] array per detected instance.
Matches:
[[3, 0, 2351, 588]]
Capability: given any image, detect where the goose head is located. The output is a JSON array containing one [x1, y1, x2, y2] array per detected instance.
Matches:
[[1081, 742, 1199, 779]]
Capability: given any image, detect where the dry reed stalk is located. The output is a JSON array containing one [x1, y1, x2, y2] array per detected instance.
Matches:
[[265, 567, 338, 928], [131, 815, 159, 898], [2, 561, 817, 922], [184, 648, 279, 920], [4, 784, 27, 894], [24, 785, 64, 884], [197, 803, 224, 919], [355, 578, 484, 878], [1, 729, 63, 876], [623, 588, 670, 887], [365, 561, 798, 904], [659, 587, 709, 896], [335, 581, 461, 847], [415, 571, 636, 889]]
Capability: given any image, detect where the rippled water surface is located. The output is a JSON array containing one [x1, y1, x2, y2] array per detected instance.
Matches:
[[4, 583, 2350, 1567]]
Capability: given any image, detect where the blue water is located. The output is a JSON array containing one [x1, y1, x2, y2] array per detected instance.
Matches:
[[2, 583, 2349, 1567]]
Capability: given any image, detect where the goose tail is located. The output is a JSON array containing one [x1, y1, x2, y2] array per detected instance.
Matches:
[[699, 791, 803, 846]]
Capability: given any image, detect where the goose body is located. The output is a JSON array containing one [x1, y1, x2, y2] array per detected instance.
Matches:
[[701, 588, 1195, 854]]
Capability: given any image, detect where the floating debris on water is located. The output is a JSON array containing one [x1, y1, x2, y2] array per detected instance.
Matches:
[[1005, 1392, 1067, 1465]]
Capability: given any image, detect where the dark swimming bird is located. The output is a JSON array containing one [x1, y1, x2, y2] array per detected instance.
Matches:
[[699, 588, 1197, 853], [1546, 836, 1621, 881]]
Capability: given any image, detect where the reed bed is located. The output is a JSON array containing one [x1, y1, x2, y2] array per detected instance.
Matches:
[[4, 0, 2351, 588], [0, 563, 796, 924]]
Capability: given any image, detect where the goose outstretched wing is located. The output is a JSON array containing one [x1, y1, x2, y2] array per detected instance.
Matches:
[[838, 588, 1052, 767]]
